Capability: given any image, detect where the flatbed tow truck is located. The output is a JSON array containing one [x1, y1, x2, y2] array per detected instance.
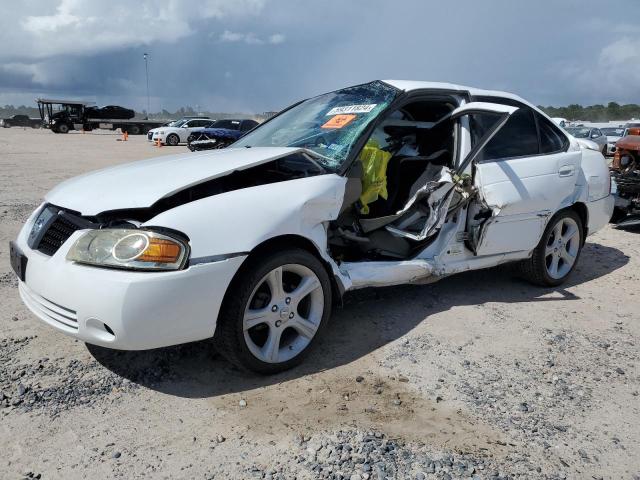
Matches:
[[37, 98, 166, 135]]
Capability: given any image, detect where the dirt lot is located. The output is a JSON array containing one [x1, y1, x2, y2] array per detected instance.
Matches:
[[0, 128, 638, 480]]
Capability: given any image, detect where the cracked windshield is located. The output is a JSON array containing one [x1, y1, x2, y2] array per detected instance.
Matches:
[[233, 81, 398, 170]]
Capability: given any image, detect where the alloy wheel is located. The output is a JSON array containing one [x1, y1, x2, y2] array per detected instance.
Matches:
[[242, 264, 324, 364], [545, 217, 580, 279]]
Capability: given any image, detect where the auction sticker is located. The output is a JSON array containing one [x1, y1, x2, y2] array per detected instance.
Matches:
[[322, 114, 356, 129], [326, 104, 377, 115]]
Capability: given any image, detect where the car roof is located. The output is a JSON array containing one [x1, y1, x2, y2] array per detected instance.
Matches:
[[382, 79, 534, 108]]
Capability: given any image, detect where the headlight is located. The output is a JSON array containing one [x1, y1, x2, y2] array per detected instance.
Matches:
[[67, 229, 188, 271]]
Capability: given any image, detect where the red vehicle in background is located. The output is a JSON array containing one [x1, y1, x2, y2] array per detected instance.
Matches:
[[611, 127, 640, 226]]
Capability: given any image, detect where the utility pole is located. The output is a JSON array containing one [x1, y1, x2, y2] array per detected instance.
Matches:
[[143, 53, 150, 119]]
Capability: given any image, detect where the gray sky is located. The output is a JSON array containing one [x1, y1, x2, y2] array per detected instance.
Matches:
[[1, 0, 639, 113]]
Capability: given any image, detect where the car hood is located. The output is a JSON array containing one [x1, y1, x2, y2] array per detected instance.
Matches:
[[616, 135, 640, 151], [157, 126, 184, 133], [46, 147, 305, 215], [573, 137, 600, 151]]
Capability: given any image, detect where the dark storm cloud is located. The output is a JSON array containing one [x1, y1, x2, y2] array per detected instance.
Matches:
[[1, 0, 639, 111]]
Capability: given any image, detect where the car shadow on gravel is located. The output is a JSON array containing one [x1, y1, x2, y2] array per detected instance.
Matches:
[[88, 242, 629, 399]]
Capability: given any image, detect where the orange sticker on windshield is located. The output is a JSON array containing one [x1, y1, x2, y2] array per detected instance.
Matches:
[[321, 114, 356, 129]]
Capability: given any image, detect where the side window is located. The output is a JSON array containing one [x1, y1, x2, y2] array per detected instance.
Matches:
[[472, 107, 539, 160], [241, 120, 255, 132], [537, 113, 568, 153], [212, 120, 238, 129], [593, 129, 602, 138]]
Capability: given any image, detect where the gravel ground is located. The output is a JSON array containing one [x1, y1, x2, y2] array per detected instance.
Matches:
[[0, 128, 638, 479]]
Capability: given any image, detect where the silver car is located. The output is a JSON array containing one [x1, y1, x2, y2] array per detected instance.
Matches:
[[601, 127, 625, 156], [565, 126, 608, 154]]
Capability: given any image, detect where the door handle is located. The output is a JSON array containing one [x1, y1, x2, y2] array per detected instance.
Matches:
[[558, 165, 575, 177]]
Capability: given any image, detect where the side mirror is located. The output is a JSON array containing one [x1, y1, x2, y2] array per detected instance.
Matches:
[[591, 133, 599, 139]]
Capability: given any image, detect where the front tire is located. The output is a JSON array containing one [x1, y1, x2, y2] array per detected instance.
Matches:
[[518, 209, 584, 287], [166, 133, 179, 146], [214, 248, 332, 374]]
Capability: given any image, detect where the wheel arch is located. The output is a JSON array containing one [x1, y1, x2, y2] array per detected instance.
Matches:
[[223, 234, 343, 311], [569, 201, 589, 245]]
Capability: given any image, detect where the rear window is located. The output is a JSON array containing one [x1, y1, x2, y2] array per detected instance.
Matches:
[[537, 113, 568, 153]]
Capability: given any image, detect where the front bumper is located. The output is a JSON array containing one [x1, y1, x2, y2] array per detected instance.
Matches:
[[14, 217, 246, 350], [151, 132, 166, 144]]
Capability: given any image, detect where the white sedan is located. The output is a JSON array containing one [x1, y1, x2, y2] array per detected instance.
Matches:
[[149, 117, 213, 146], [11, 80, 613, 374]]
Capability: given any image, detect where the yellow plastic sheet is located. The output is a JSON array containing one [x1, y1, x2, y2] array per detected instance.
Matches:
[[358, 139, 392, 214]]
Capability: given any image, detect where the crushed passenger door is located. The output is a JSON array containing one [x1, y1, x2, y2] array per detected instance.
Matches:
[[469, 106, 582, 256], [385, 102, 519, 242]]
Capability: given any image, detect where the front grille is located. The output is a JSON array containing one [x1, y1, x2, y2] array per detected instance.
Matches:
[[37, 214, 81, 256], [19, 283, 78, 331]]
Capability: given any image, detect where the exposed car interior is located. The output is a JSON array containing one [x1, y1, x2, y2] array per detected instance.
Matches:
[[328, 96, 467, 261]]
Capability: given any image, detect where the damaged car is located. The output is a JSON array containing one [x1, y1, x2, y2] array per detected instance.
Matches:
[[610, 127, 640, 226], [10, 80, 613, 374], [187, 119, 259, 151]]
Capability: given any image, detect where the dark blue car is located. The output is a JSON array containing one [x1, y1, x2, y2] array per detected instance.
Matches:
[[187, 119, 259, 151]]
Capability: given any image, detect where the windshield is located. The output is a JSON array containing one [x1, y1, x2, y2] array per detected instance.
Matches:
[[233, 81, 399, 170], [168, 119, 188, 127], [566, 127, 590, 138], [601, 127, 624, 136]]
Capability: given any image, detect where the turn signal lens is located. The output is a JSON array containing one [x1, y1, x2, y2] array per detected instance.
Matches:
[[139, 238, 182, 263]]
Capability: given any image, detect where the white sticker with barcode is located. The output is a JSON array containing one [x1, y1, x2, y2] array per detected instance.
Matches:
[[326, 104, 377, 116]]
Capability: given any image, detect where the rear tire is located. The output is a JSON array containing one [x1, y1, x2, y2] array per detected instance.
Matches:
[[214, 248, 332, 374], [129, 124, 141, 135], [517, 209, 584, 287]]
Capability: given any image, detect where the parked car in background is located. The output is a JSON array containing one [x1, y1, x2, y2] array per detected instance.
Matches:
[[146, 118, 193, 141], [10, 80, 613, 373], [149, 117, 213, 146], [565, 126, 607, 154], [1, 114, 41, 128], [187, 118, 259, 151], [85, 105, 135, 120], [601, 127, 625, 156]]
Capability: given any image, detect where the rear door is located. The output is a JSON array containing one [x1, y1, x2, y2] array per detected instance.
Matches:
[[469, 101, 580, 255]]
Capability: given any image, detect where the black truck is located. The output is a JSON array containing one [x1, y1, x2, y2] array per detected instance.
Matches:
[[1, 115, 42, 128], [37, 98, 165, 135]]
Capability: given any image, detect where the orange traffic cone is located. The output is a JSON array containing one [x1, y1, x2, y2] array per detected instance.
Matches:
[[156, 137, 162, 147], [123, 131, 128, 141]]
